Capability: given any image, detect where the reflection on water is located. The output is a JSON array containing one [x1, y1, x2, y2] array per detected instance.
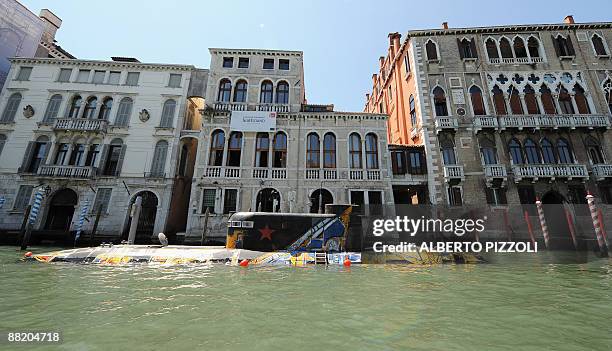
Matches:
[[0, 247, 611, 351]]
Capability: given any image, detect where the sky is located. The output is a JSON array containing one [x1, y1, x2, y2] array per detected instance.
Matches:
[[18, 0, 612, 112]]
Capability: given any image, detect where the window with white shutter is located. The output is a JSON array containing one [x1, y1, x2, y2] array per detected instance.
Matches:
[[43, 95, 63, 123], [149, 140, 168, 177], [114, 97, 133, 126], [1, 93, 22, 122], [159, 99, 176, 128]]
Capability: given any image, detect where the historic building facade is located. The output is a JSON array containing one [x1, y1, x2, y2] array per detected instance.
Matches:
[[0, 57, 198, 242], [365, 17, 612, 209], [183, 48, 398, 242]]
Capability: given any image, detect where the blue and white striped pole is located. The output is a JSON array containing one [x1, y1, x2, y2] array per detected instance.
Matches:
[[74, 199, 89, 245], [0, 195, 5, 209], [28, 190, 44, 225]]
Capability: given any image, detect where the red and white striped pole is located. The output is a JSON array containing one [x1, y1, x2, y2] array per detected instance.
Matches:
[[586, 192, 608, 257], [524, 210, 536, 246], [535, 197, 550, 248]]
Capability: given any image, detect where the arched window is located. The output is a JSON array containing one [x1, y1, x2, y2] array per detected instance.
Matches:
[[42, 94, 62, 123], [541, 138, 556, 163], [409, 95, 417, 125], [160, 99, 176, 128], [306, 132, 320, 168], [83, 96, 97, 119], [233, 80, 248, 103], [432, 87, 448, 116], [426, 40, 438, 61], [527, 37, 540, 58], [508, 138, 523, 164], [254, 132, 269, 167], [554, 35, 573, 57], [69, 141, 86, 166], [508, 86, 523, 114], [226, 131, 242, 167], [273, 132, 287, 168], [217, 79, 232, 102], [323, 133, 336, 168], [365, 133, 379, 169], [557, 138, 573, 163], [523, 85, 540, 114], [1, 93, 21, 122], [492, 85, 507, 115], [440, 134, 456, 165], [585, 136, 605, 164], [469, 86, 486, 116], [558, 86, 575, 114], [485, 38, 499, 59], [310, 189, 333, 214], [209, 130, 225, 166], [67, 95, 82, 118], [573, 84, 591, 114], [479, 135, 497, 165], [85, 142, 101, 167], [54, 142, 69, 165], [540, 85, 557, 114], [604, 79, 612, 114], [592, 34, 608, 56], [256, 188, 280, 212], [150, 140, 168, 177], [103, 138, 125, 176], [524, 138, 541, 164], [458, 38, 475, 59], [513, 37, 527, 58], [499, 37, 513, 58], [114, 97, 133, 127], [276, 81, 289, 104], [349, 133, 362, 169], [98, 97, 113, 120], [260, 80, 274, 103]]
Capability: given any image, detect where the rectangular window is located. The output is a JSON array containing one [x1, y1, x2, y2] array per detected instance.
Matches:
[[16, 67, 32, 81], [93, 70, 105, 84], [485, 187, 507, 205], [125, 72, 140, 86], [168, 73, 182, 88], [103, 145, 122, 176], [350, 190, 365, 214], [58, 68, 72, 82], [223, 189, 238, 214], [76, 69, 90, 83], [404, 54, 411, 75], [108, 71, 121, 85], [409, 150, 425, 174], [278, 59, 289, 70], [448, 186, 463, 206], [263, 58, 274, 69], [93, 188, 112, 214], [202, 189, 216, 214], [13, 185, 34, 211], [391, 151, 406, 175], [368, 191, 383, 215], [238, 57, 249, 68], [222, 57, 234, 68]]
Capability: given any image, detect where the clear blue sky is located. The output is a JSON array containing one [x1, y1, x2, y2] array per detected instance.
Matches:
[[19, 0, 612, 111]]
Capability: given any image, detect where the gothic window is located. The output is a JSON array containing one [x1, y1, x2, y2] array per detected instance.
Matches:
[[82, 97, 97, 119], [226, 131, 242, 167], [440, 133, 456, 165], [67, 95, 82, 118], [469, 86, 486, 115], [98, 97, 113, 120], [160, 99, 177, 128], [558, 86, 575, 114], [479, 135, 497, 165], [485, 38, 499, 59], [499, 37, 513, 58], [591, 34, 608, 56], [233, 80, 248, 103], [573, 84, 591, 114], [432, 87, 448, 116], [426, 40, 438, 61], [365, 133, 379, 169], [349, 133, 362, 169], [541, 138, 556, 163], [508, 86, 523, 114], [557, 138, 574, 163], [553, 35, 575, 57], [527, 37, 541, 58], [458, 38, 476, 59], [323, 132, 336, 168], [585, 136, 605, 164], [276, 81, 289, 104], [513, 37, 527, 58], [508, 138, 524, 164], [272, 132, 287, 168], [209, 129, 225, 166], [42, 94, 63, 123], [260, 80, 274, 103], [523, 85, 540, 114], [604, 79, 612, 113], [540, 85, 557, 114], [524, 138, 541, 164], [150, 140, 168, 177], [492, 85, 507, 115], [255, 132, 270, 167], [306, 132, 320, 168], [217, 79, 232, 102], [114, 97, 133, 127], [1, 93, 21, 122]]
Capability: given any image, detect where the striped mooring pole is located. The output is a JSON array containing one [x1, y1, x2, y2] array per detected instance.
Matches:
[[74, 199, 89, 246], [586, 192, 608, 257], [535, 198, 550, 248], [0, 195, 5, 209], [28, 190, 44, 225]]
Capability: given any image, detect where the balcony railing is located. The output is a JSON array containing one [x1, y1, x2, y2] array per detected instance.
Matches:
[[443, 165, 465, 182], [488, 57, 544, 65], [511, 164, 588, 182], [200, 167, 383, 181], [473, 116, 498, 132], [434, 116, 458, 132], [53, 118, 108, 133], [498, 114, 611, 130], [213, 102, 247, 111], [38, 165, 97, 179], [257, 104, 289, 112], [592, 164, 612, 181], [213, 103, 289, 113], [483, 164, 507, 186]]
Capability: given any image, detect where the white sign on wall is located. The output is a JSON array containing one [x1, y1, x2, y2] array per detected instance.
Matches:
[[230, 111, 277, 132]]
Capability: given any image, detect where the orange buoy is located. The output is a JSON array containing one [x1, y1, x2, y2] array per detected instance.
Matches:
[[24, 252, 33, 258], [343, 258, 351, 267], [239, 259, 249, 267]]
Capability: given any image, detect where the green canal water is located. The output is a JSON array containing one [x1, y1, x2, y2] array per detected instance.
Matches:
[[0, 247, 611, 351]]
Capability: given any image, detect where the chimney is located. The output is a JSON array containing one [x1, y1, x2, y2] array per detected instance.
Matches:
[[372, 74, 378, 85], [442, 22, 449, 29], [564, 15, 575, 24], [388, 32, 401, 56], [39, 9, 62, 43], [379, 56, 385, 69]]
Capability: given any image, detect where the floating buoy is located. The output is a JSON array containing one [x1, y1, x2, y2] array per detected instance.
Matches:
[[24, 252, 33, 258], [239, 259, 249, 267], [343, 258, 351, 267]]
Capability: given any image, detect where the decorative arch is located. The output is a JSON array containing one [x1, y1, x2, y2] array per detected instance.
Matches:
[[233, 79, 248, 103], [591, 33, 609, 56], [309, 188, 334, 214], [217, 78, 232, 102], [209, 129, 225, 166], [499, 36, 513, 58], [425, 39, 439, 61], [432, 86, 448, 116], [469, 85, 486, 116], [484, 37, 499, 59]]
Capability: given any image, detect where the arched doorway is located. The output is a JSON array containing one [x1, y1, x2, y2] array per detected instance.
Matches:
[[541, 190, 572, 249], [309, 189, 333, 213], [44, 188, 78, 232], [256, 188, 280, 212], [125, 191, 159, 243]]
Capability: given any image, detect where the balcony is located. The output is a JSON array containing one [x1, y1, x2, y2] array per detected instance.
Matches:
[[488, 57, 544, 65], [213, 102, 247, 111], [443, 165, 465, 183], [257, 104, 289, 113], [38, 165, 97, 179], [212, 103, 289, 113], [434, 116, 458, 133], [511, 164, 588, 182], [53, 118, 108, 133], [483, 164, 508, 187], [498, 114, 611, 130], [473, 116, 498, 132], [591, 164, 612, 181]]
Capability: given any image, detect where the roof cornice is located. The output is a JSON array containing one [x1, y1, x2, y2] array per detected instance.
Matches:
[[405, 22, 612, 38], [209, 48, 303, 57], [8, 57, 197, 71]]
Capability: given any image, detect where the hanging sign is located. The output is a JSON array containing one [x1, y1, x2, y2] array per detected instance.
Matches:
[[230, 111, 276, 132]]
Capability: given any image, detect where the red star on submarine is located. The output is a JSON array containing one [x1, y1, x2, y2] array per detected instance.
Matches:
[[258, 225, 275, 240]]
